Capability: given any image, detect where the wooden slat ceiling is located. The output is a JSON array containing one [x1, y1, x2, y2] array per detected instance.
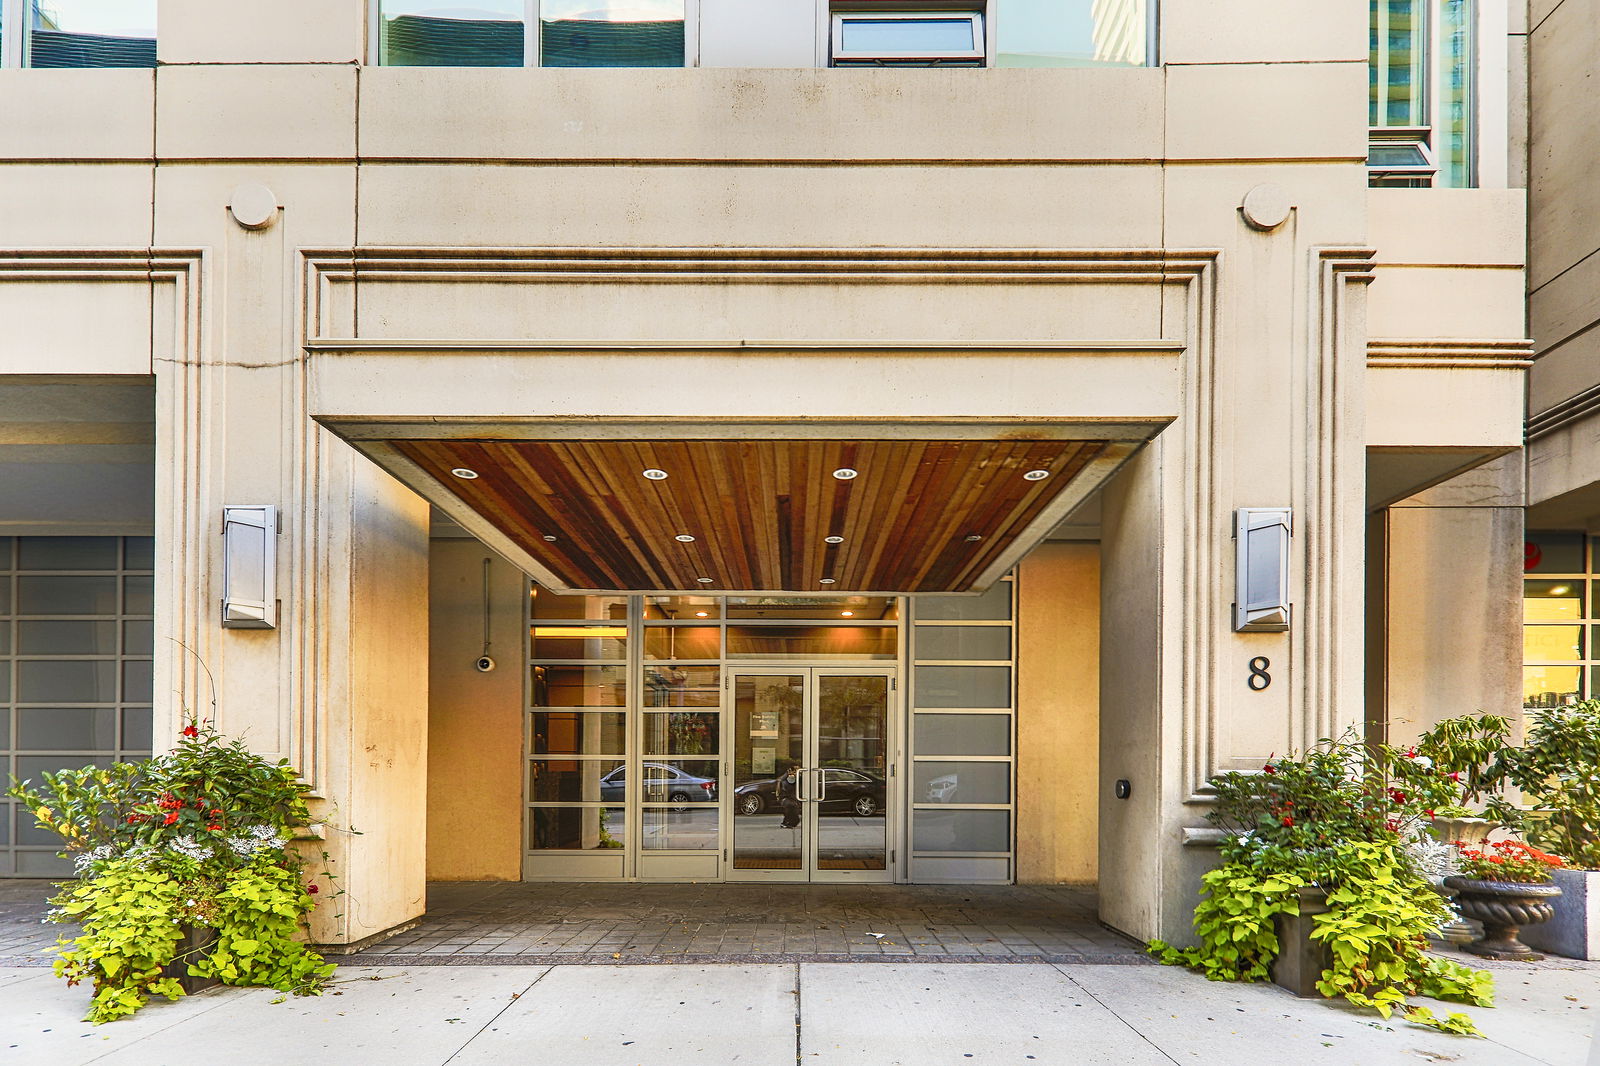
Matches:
[[394, 439, 1106, 592]]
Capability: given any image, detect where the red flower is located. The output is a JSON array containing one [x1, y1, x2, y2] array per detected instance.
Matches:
[[209, 808, 222, 816], [125, 814, 143, 824], [163, 812, 179, 826], [1425, 809, 1434, 818], [181, 724, 199, 738], [1384, 818, 1400, 832], [1263, 765, 1276, 775], [207, 823, 222, 832], [1448, 772, 1462, 782], [1281, 816, 1294, 827], [307, 883, 320, 894]]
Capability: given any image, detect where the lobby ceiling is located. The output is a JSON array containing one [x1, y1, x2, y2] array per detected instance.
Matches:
[[385, 437, 1112, 593]]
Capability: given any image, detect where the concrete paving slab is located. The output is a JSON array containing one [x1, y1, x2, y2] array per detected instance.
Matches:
[[1061, 962, 1577, 1066], [1428, 962, 1600, 1066], [449, 963, 797, 1066], [799, 962, 1171, 1066], [2, 965, 548, 1066]]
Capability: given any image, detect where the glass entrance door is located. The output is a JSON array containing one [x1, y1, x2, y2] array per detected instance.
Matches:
[[729, 668, 895, 882]]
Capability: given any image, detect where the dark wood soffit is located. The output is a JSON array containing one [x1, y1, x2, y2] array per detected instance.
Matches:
[[394, 438, 1106, 592]]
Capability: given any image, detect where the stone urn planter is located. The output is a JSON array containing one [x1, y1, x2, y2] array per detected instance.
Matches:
[[1270, 885, 1332, 998], [1429, 816, 1498, 847], [1442, 876, 1563, 960], [1521, 869, 1600, 960]]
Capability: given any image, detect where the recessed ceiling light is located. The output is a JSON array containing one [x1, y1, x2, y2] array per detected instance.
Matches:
[[965, 534, 983, 542], [642, 469, 669, 481], [542, 535, 558, 542], [1023, 469, 1050, 481], [695, 611, 708, 618], [1550, 585, 1571, 595], [824, 536, 845, 545], [832, 468, 858, 481], [450, 468, 479, 479], [840, 610, 854, 617], [697, 577, 714, 584], [675, 534, 696, 543], [819, 578, 836, 585]]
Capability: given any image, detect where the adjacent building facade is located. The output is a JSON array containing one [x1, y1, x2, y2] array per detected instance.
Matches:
[[0, 0, 1532, 948]]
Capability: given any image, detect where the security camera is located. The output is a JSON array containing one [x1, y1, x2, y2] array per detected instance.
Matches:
[[475, 656, 496, 673]]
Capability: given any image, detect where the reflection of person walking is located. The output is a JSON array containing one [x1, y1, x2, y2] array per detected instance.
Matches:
[[777, 764, 802, 829]]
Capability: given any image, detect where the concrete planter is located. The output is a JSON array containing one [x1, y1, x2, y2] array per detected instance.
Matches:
[[1443, 876, 1563, 960], [1520, 869, 1600, 961], [159, 924, 220, 995], [1270, 885, 1332, 998], [1429, 816, 1498, 846]]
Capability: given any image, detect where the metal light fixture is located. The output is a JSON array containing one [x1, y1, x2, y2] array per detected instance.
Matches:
[[1234, 507, 1292, 632], [825, 535, 845, 544], [642, 468, 669, 480], [831, 468, 858, 480], [819, 578, 836, 585], [697, 577, 714, 584], [221, 505, 278, 629], [1023, 469, 1050, 481], [450, 467, 479, 479], [840, 610, 854, 617], [675, 534, 696, 543], [543, 534, 558, 543]]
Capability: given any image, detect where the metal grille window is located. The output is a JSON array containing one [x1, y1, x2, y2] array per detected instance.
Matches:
[[0, 0, 156, 68], [1, 536, 155, 877]]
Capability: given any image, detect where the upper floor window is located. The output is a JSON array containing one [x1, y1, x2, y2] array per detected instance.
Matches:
[[1368, 0, 1474, 187], [0, 0, 156, 68], [374, 0, 1153, 69], [376, 0, 686, 68]]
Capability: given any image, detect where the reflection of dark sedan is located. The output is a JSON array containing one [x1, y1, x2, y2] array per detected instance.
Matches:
[[734, 768, 884, 817], [600, 763, 717, 805]]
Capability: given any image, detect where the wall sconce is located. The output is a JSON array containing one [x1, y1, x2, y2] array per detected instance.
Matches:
[[1233, 507, 1291, 632], [221, 505, 279, 629]]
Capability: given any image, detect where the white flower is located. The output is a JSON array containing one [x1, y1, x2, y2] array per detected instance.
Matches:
[[1412, 755, 1433, 770]]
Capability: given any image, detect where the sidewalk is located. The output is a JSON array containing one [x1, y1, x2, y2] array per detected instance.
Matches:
[[4, 956, 1596, 1066]]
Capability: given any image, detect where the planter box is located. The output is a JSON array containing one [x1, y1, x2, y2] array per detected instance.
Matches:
[[160, 925, 221, 995], [1521, 869, 1600, 961], [1270, 886, 1332, 998]]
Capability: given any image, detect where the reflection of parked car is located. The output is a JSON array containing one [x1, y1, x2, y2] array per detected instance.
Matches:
[[600, 763, 717, 805], [925, 773, 958, 803], [734, 768, 884, 817]]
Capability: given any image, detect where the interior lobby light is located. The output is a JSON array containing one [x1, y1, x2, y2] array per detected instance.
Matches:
[[965, 534, 983, 542], [532, 626, 626, 638], [695, 611, 709, 618], [819, 578, 836, 584], [825, 535, 845, 544], [1023, 469, 1050, 481], [697, 577, 714, 583], [642, 468, 668, 480], [831, 468, 858, 480], [840, 610, 854, 617], [675, 534, 696, 542], [543, 534, 558, 542], [1550, 585, 1571, 595], [450, 467, 479, 479]]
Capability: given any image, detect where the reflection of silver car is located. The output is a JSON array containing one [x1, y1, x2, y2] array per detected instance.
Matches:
[[925, 773, 959, 803], [599, 763, 717, 805]]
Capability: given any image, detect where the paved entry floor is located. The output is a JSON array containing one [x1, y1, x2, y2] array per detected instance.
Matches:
[[0, 879, 1146, 966], [343, 881, 1147, 965]]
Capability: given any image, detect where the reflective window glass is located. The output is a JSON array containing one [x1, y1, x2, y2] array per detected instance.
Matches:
[[639, 759, 720, 804], [17, 620, 116, 655], [122, 660, 152, 702], [541, 0, 684, 67], [123, 620, 153, 654], [1525, 625, 1583, 662], [1524, 665, 1581, 711], [378, 0, 525, 66], [1525, 580, 1585, 622], [123, 575, 154, 614], [17, 660, 116, 703], [17, 708, 117, 751], [28, 0, 156, 68], [643, 711, 719, 755], [641, 808, 717, 850], [530, 711, 627, 754], [17, 575, 117, 615], [727, 625, 897, 660], [840, 18, 976, 53], [727, 597, 897, 620], [530, 585, 627, 621], [998, 0, 1147, 67], [530, 665, 626, 707], [527, 760, 626, 802], [527, 805, 627, 849], [644, 626, 720, 661], [643, 665, 720, 707], [1525, 532, 1585, 575], [914, 713, 1010, 756], [18, 537, 117, 571], [529, 625, 627, 660], [124, 536, 154, 570], [121, 707, 153, 750], [644, 596, 720, 620]]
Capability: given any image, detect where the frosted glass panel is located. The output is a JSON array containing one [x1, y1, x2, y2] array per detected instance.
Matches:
[[913, 761, 1010, 805], [17, 576, 117, 615], [122, 707, 153, 750], [913, 626, 1010, 661], [124, 537, 155, 570], [17, 708, 117, 751], [913, 809, 1009, 852], [18, 537, 117, 570], [915, 583, 1011, 620], [17, 620, 116, 655], [17, 660, 117, 703], [914, 666, 1011, 708], [122, 660, 152, 702], [123, 575, 153, 614], [914, 713, 1010, 756]]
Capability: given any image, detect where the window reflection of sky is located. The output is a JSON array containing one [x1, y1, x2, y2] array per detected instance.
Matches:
[[31, 0, 155, 36], [380, 0, 682, 22]]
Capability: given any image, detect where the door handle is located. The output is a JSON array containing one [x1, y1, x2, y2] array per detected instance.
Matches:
[[815, 769, 829, 802]]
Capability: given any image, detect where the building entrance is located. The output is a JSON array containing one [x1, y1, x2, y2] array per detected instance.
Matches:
[[729, 668, 895, 882]]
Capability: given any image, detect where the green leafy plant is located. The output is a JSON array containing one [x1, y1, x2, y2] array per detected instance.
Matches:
[[1152, 737, 1494, 1037], [8, 718, 334, 1023], [1495, 701, 1600, 870]]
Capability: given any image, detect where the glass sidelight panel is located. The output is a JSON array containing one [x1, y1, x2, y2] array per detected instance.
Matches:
[[732, 673, 805, 870]]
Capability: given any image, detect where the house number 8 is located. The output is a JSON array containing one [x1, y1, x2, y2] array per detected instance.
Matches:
[[1247, 657, 1271, 691]]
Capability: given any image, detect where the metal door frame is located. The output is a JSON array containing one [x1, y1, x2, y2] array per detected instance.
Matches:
[[724, 665, 899, 883]]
